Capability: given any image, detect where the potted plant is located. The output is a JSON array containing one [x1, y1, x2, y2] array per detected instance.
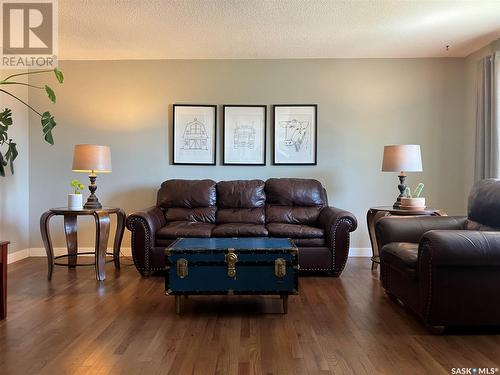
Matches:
[[0, 68, 63, 177], [68, 179, 85, 209], [401, 183, 425, 210]]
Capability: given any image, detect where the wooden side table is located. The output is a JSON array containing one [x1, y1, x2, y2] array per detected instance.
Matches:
[[40, 207, 126, 281], [367, 206, 446, 271], [0, 241, 8, 319]]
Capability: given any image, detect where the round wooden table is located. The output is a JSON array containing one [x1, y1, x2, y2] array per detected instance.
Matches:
[[366, 206, 446, 271], [40, 207, 126, 281]]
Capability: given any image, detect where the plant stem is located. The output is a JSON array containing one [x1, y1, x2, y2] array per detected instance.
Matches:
[[0, 81, 44, 90], [0, 89, 42, 117], [1, 69, 53, 82]]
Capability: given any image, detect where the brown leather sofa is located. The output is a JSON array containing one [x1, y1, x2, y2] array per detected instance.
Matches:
[[377, 179, 500, 328], [126, 178, 357, 276]]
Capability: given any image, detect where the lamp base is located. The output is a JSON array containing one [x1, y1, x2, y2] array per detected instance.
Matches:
[[393, 173, 407, 209], [84, 174, 102, 209], [84, 194, 102, 209], [393, 198, 402, 209]]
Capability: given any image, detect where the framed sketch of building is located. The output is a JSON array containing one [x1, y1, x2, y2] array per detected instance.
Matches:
[[173, 104, 217, 165], [223, 105, 266, 165], [273, 105, 317, 165]]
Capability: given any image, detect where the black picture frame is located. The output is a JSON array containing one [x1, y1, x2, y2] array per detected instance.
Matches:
[[272, 104, 318, 165], [222, 105, 267, 166], [172, 104, 217, 165]]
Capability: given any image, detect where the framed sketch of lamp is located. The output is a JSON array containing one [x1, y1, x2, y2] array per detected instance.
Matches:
[[382, 145, 422, 208], [72, 145, 112, 209]]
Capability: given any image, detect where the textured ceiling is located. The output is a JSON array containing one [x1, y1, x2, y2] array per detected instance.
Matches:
[[59, 0, 500, 59]]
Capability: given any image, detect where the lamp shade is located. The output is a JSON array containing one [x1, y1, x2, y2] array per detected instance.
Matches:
[[72, 144, 112, 173], [382, 145, 422, 172]]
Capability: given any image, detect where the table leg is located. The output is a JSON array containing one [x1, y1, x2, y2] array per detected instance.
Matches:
[[367, 210, 390, 271], [40, 211, 56, 280], [0, 243, 7, 319], [64, 215, 78, 268], [281, 295, 288, 314], [112, 209, 126, 270], [93, 211, 110, 281]]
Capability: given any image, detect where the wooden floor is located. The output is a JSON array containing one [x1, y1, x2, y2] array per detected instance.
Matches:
[[1, 258, 499, 375]]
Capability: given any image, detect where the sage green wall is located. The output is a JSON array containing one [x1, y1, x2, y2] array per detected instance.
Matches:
[[28, 58, 466, 252], [0, 71, 29, 254]]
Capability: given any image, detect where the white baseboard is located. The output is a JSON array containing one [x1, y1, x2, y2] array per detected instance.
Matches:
[[29, 247, 132, 257], [7, 248, 30, 264], [7, 247, 367, 264], [348, 248, 372, 257]]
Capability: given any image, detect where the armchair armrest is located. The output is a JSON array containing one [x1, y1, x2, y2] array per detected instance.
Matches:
[[376, 216, 467, 248], [318, 207, 358, 276], [417, 230, 500, 326], [419, 230, 500, 267], [126, 206, 166, 275]]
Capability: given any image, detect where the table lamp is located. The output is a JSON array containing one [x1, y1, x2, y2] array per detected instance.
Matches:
[[382, 145, 422, 208], [72, 144, 112, 209]]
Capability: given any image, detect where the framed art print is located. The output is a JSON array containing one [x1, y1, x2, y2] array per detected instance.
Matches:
[[273, 104, 317, 165], [223, 105, 266, 165], [173, 104, 217, 165]]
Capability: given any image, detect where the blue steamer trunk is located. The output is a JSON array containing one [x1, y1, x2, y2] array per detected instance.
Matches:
[[165, 237, 299, 314]]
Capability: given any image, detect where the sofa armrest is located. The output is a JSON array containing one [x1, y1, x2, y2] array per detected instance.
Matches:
[[318, 207, 358, 276], [376, 216, 467, 248], [126, 206, 166, 276]]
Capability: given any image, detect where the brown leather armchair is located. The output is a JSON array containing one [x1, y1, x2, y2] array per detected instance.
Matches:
[[376, 179, 500, 329], [126, 178, 357, 277]]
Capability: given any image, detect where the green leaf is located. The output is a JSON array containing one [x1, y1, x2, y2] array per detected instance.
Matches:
[[45, 85, 56, 103], [54, 68, 64, 83], [5, 141, 17, 174], [41, 111, 56, 145], [0, 152, 5, 177], [0, 108, 13, 128]]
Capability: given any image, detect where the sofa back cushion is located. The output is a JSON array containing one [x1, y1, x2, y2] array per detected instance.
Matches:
[[216, 180, 265, 224], [265, 178, 327, 225], [157, 179, 217, 223], [468, 179, 500, 229]]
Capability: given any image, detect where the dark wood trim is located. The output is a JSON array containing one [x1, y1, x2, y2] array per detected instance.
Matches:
[[172, 104, 217, 165], [222, 105, 267, 166], [272, 104, 318, 166], [0, 241, 8, 319]]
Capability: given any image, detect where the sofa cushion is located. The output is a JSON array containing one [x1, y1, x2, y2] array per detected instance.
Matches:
[[381, 242, 418, 269], [216, 208, 265, 224], [266, 223, 324, 238], [212, 223, 268, 237], [217, 180, 266, 208], [157, 179, 216, 208], [265, 178, 327, 206], [156, 221, 215, 238], [266, 205, 322, 225], [165, 207, 216, 223], [216, 180, 266, 224]]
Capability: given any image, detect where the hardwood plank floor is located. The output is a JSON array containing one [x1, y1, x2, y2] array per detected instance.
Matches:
[[0, 257, 499, 375]]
